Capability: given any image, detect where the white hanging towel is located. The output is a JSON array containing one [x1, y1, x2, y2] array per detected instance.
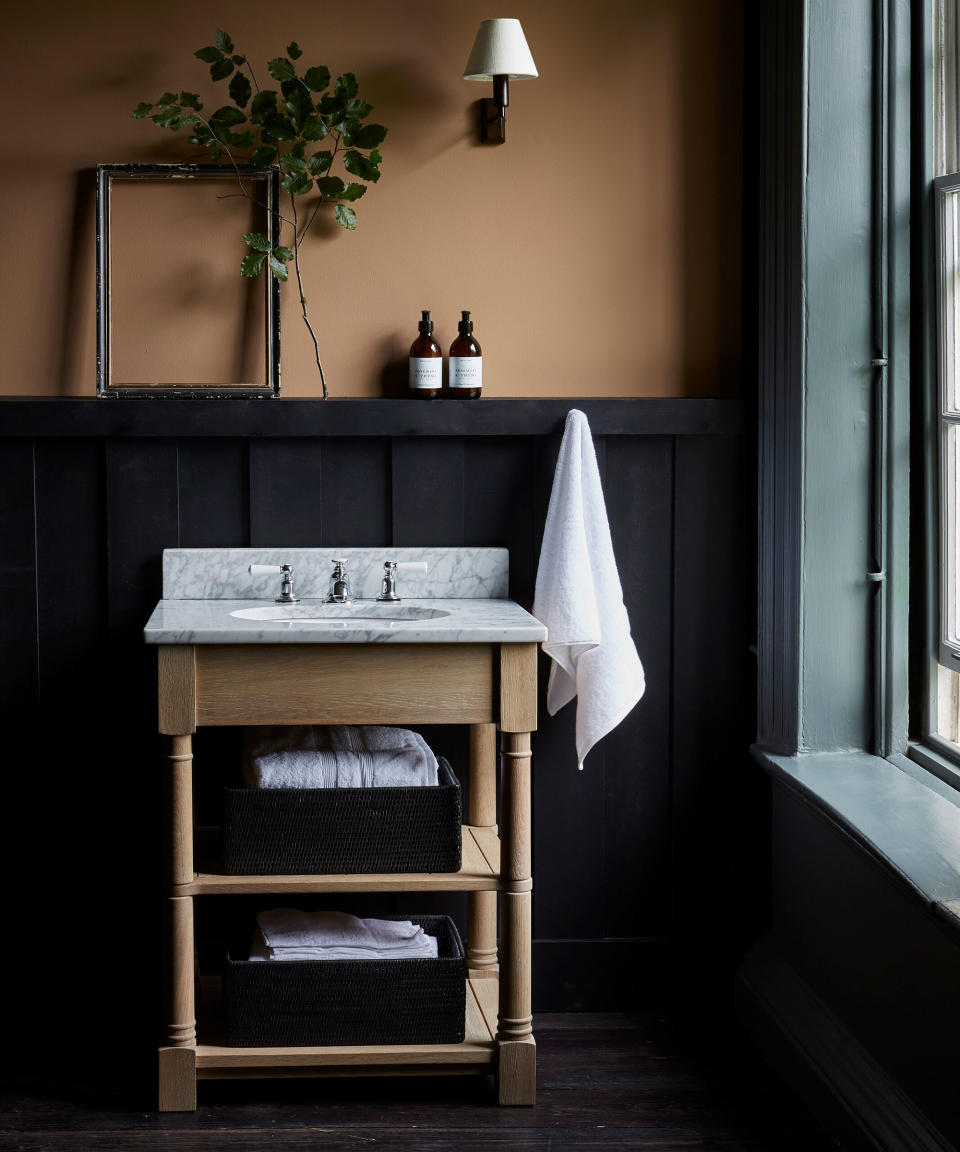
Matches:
[[533, 409, 645, 769]]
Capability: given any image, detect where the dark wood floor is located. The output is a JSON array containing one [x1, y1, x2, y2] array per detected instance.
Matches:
[[0, 1012, 838, 1152]]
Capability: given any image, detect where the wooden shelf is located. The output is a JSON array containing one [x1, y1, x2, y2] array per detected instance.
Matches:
[[177, 825, 501, 895], [194, 975, 499, 1079]]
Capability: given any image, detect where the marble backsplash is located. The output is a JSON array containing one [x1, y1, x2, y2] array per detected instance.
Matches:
[[162, 548, 509, 600]]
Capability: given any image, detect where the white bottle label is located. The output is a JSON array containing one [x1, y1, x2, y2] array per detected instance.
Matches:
[[409, 357, 442, 390], [450, 356, 482, 390]]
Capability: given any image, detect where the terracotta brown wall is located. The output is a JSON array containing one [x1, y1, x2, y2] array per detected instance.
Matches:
[[0, 0, 742, 398]]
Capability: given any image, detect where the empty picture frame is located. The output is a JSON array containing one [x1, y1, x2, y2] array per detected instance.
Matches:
[[96, 163, 281, 397]]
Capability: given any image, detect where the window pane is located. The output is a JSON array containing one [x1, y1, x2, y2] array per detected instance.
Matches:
[[940, 187, 960, 414], [938, 664, 960, 745], [945, 423, 960, 649]]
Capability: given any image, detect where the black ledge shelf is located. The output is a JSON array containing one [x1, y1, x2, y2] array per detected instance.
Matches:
[[0, 397, 741, 439]]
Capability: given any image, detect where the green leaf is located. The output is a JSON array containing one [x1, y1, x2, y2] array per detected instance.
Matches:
[[284, 85, 312, 129], [250, 90, 278, 123], [287, 41, 302, 60], [335, 204, 357, 230], [281, 170, 313, 195], [216, 29, 234, 53], [334, 72, 359, 100], [317, 93, 345, 117], [336, 114, 362, 139], [244, 232, 273, 252], [281, 154, 308, 171], [232, 55, 245, 65], [370, 148, 382, 165], [210, 105, 245, 127], [273, 245, 294, 261], [210, 121, 234, 145], [194, 46, 221, 63], [300, 115, 328, 141], [350, 123, 387, 149], [289, 140, 306, 159], [157, 91, 178, 106], [241, 251, 267, 277], [268, 57, 296, 82], [261, 113, 297, 141], [304, 65, 331, 92], [308, 150, 333, 175], [179, 91, 202, 110], [338, 182, 367, 202], [210, 57, 234, 82], [343, 149, 380, 183], [316, 176, 345, 199], [347, 99, 373, 118], [229, 130, 254, 148], [152, 106, 182, 128], [132, 101, 153, 119], [268, 253, 289, 280], [250, 146, 278, 166], [229, 71, 251, 108]]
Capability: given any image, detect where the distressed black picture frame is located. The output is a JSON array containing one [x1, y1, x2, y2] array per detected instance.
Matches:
[[96, 163, 282, 398]]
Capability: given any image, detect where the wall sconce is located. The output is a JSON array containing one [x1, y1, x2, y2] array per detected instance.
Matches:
[[463, 18, 538, 144]]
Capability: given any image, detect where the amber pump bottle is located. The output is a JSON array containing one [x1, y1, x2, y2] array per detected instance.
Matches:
[[448, 311, 482, 398], [409, 311, 442, 398]]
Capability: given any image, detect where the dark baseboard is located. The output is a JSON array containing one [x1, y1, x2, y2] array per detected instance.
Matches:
[[737, 939, 954, 1152]]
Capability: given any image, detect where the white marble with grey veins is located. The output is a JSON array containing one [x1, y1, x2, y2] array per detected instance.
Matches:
[[146, 547, 544, 644], [143, 596, 546, 645], [162, 548, 509, 601]]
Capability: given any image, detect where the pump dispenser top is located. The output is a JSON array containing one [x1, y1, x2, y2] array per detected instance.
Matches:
[[419, 310, 434, 336]]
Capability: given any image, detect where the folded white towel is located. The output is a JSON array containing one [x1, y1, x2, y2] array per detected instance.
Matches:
[[248, 910, 439, 961], [243, 725, 438, 789], [532, 409, 645, 769]]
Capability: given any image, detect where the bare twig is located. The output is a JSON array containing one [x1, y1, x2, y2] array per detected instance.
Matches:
[[288, 191, 328, 398]]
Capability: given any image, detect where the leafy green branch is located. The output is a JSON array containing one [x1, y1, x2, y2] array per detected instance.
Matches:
[[132, 30, 387, 397]]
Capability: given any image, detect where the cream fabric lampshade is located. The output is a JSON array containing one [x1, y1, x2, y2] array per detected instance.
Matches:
[[463, 18, 538, 80]]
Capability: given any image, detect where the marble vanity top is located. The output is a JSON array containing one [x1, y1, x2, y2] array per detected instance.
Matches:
[[143, 548, 546, 644]]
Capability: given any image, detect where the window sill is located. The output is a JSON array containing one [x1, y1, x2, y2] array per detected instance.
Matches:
[[751, 747, 960, 931]]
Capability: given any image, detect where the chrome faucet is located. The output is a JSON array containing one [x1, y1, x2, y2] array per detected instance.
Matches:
[[377, 560, 429, 602], [327, 559, 353, 604], [248, 563, 299, 603]]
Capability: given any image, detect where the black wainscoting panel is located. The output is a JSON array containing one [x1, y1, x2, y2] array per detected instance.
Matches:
[[463, 437, 538, 608], [601, 436, 674, 937], [179, 440, 249, 547], [249, 439, 324, 545], [319, 437, 391, 546], [672, 435, 747, 945], [0, 440, 37, 722], [391, 438, 464, 547], [30, 439, 110, 1063], [105, 439, 179, 633]]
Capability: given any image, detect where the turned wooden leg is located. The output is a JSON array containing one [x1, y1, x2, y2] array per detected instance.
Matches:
[[169, 734, 194, 886], [497, 729, 536, 1105], [160, 895, 196, 1111], [168, 896, 196, 1048], [467, 723, 498, 977]]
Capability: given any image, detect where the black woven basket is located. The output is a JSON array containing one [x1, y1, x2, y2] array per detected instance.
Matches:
[[222, 757, 462, 875], [223, 914, 466, 1047]]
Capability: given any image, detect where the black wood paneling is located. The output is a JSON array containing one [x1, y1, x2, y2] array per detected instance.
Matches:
[[320, 437, 391, 545], [179, 440, 249, 547], [601, 436, 675, 937], [0, 397, 742, 438], [392, 438, 464, 546], [1, 401, 746, 1038], [249, 440, 324, 545]]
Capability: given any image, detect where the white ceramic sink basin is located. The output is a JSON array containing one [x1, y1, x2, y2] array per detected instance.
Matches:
[[230, 603, 450, 624]]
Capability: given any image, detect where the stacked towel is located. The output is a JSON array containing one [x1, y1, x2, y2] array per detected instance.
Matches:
[[248, 909, 439, 961], [243, 725, 439, 789], [533, 409, 646, 770]]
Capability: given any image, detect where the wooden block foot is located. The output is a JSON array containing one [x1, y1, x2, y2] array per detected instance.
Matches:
[[497, 1036, 536, 1105], [159, 1045, 197, 1112]]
